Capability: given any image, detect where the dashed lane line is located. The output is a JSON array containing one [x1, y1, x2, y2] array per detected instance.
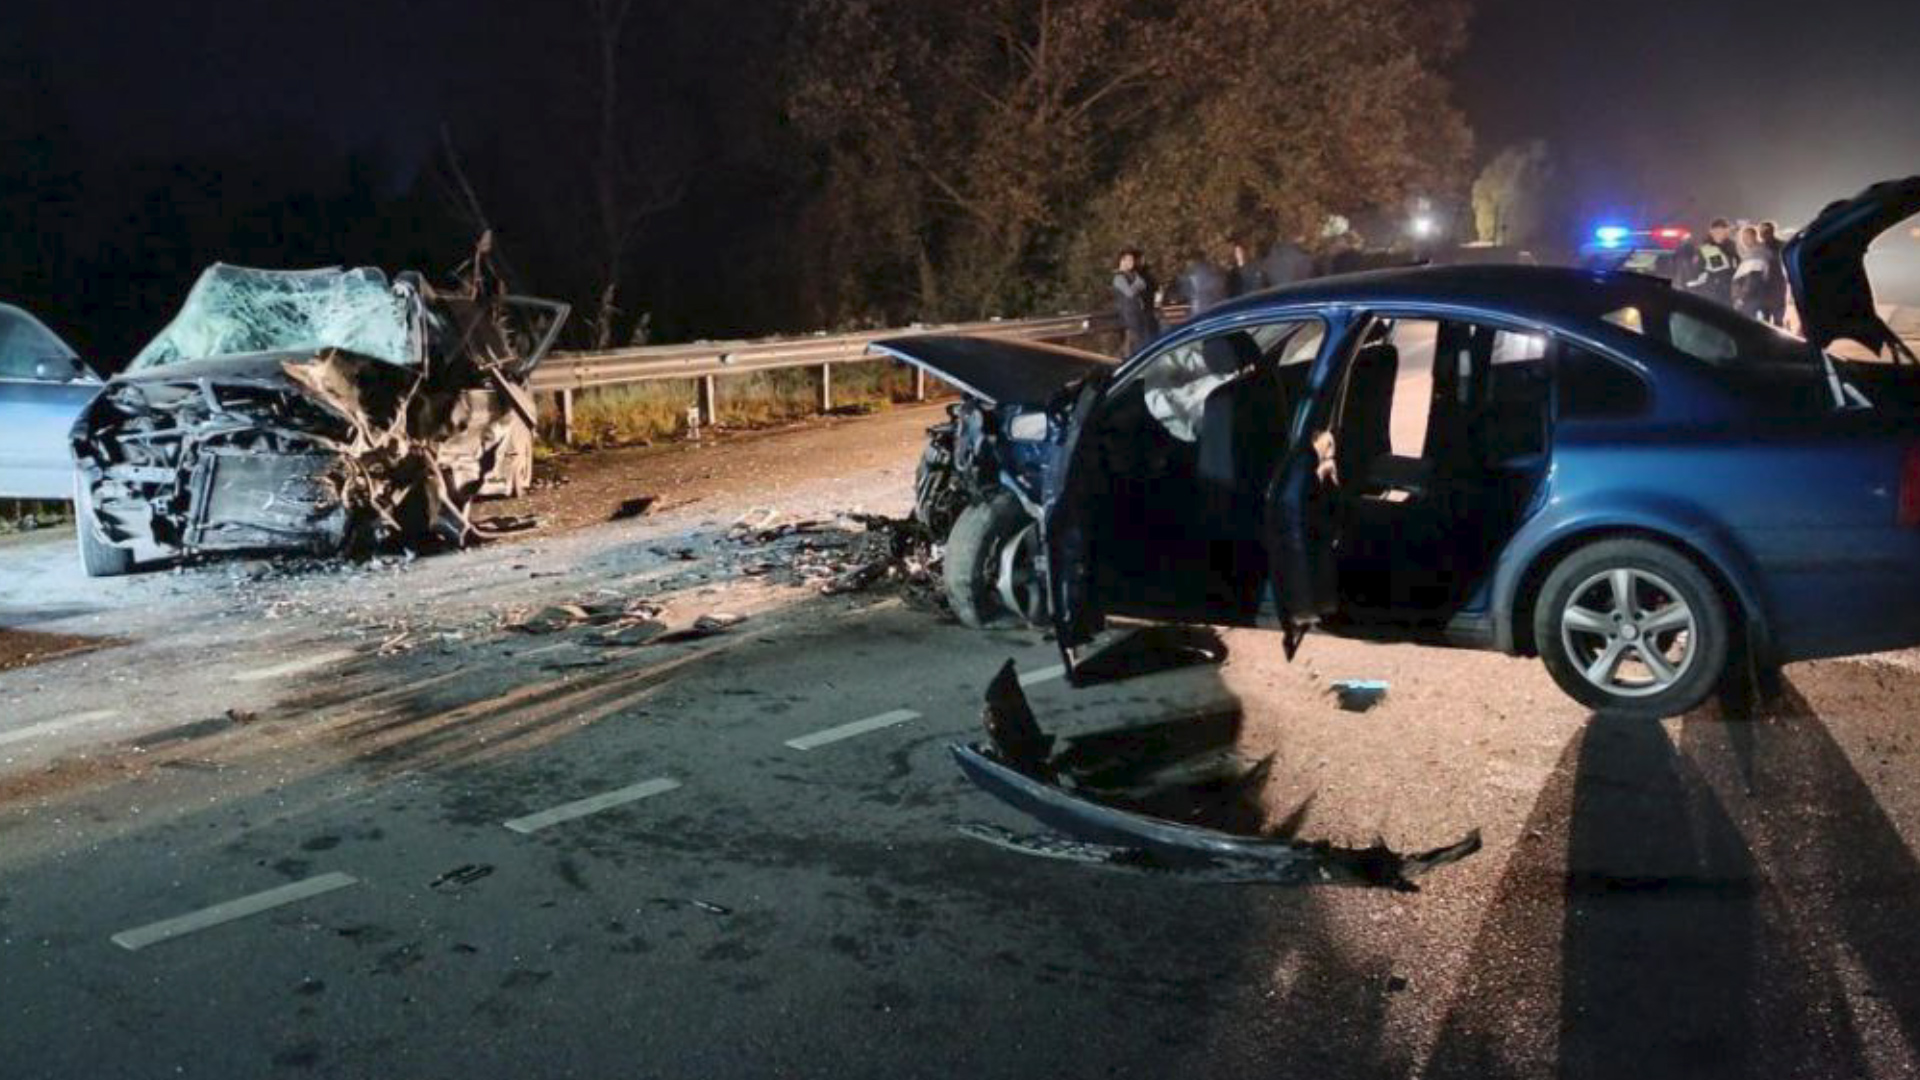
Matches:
[[0, 709, 121, 749], [231, 649, 359, 684], [110, 872, 359, 952], [503, 777, 683, 834], [784, 709, 922, 751]]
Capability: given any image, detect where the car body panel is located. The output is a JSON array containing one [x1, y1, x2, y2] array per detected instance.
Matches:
[[1785, 175, 1920, 357], [0, 303, 99, 499], [867, 335, 1113, 407]]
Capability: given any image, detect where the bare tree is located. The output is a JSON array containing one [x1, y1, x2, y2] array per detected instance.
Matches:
[[580, 0, 689, 350]]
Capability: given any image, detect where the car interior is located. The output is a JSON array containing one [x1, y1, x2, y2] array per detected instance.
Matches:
[[1076, 321, 1322, 624], [1327, 316, 1553, 624]]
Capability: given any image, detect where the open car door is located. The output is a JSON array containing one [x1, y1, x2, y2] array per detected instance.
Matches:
[[1042, 380, 1109, 673]]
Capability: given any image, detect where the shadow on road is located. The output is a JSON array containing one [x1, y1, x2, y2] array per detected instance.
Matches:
[[1428, 670, 1920, 1078]]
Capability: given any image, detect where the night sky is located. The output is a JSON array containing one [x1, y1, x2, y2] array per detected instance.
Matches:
[[11, 0, 1920, 316]]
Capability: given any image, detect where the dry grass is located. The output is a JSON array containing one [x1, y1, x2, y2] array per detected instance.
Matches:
[[0, 500, 71, 533], [560, 360, 925, 447]]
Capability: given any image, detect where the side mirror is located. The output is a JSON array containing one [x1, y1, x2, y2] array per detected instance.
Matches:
[[32, 355, 84, 382]]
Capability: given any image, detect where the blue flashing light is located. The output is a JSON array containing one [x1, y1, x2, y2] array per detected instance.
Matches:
[[1593, 226, 1631, 248]]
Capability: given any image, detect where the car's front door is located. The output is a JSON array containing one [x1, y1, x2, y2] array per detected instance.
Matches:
[[1044, 315, 1339, 668]]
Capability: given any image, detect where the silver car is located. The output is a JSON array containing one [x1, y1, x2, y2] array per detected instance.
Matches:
[[0, 303, 99, 500]]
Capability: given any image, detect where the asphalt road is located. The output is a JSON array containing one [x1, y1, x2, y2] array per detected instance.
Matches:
[[5, 402, 1920, 1078]]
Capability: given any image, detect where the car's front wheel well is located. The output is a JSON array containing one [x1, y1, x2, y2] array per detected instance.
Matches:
[[1511, 527, 1750, 658]]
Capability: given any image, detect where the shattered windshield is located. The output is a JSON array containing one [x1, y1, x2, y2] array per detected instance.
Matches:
[[128, 265, 422, 371]]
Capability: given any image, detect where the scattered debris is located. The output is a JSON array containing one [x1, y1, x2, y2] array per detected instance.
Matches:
[[954, 661, 1481, 890], [428, 864, 495, 891], [655, 613, 747, 643], [649, 897, 731, 915], [514, 604, 596, 634], [724, 511, 946, 609], [1331, 680, 1390, 713], [224, 708, 260, 725], [587, 620, 670, 648], [610, 496, 658, 522]]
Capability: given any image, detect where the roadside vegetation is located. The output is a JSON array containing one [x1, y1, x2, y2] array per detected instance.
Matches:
[[557, 360, 925, 447]]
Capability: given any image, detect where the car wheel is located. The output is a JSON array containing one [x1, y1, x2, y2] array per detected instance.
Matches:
[[1532, 538, 1730, 720], [73, 476, 134, 579], [943, 492, 1037, 629]]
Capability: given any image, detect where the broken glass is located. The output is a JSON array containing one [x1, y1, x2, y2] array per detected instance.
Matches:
[[128, 265, 422, 371]]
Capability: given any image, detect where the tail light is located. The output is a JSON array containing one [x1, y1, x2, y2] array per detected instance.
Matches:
[[1900, 444, 1920, 528]]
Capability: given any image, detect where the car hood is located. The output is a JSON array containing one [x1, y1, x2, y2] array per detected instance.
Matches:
[[105, 350, 344, 389], [867, 335, 1113, 407], [1785, 175, 1920, 355]]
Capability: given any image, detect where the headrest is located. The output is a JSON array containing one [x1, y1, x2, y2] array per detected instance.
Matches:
[[1199, 333, 1261, 377]]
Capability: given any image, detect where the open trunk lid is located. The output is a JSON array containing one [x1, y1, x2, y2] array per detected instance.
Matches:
[[867, 335, 1113, 407], [1786, 175, 1920, 360]]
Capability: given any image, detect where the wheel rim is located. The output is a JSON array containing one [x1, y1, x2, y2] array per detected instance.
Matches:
[[994, 524, 1046, 624], [1560, 567, 1698, 699]]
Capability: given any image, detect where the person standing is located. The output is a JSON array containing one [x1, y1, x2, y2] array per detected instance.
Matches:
[[1758, 221, 1790, 326], [1733, 224, 1770, 321], [1113, 249, 1159, 356], [1170, 251, 1230, 315], [1229, 241, 1270, 297], [1262, 234, 1315, 288], [1674, 218, 1737, 306]]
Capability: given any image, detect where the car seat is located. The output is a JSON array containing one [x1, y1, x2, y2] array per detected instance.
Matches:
[[1337, 341, 1399, 487]]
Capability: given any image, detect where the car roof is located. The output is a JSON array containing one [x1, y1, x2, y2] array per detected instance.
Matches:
[[1206, 263, 1673, 327]]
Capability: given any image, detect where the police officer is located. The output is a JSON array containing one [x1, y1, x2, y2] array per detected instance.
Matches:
[[1675, 218, 1738, 306]]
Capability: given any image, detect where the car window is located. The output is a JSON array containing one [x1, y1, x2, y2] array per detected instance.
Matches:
[[1132, 319, 1321, 443], [1669, 310, 1739, 362], [0, 307, 76, 380], [1602, 306, 1645, 335], [1490, 330, 1549, 364], [1558, 344, 1650, 419]]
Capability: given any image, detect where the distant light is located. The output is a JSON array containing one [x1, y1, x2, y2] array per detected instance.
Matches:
[[1594, 226, 1631, 248], [1411, 215, 1437, 239]]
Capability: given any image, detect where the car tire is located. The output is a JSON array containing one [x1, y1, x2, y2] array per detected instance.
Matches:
[[73, 476, 134, 579], [1533, 538, 1730, 720], [943, 492, 1032, 629]]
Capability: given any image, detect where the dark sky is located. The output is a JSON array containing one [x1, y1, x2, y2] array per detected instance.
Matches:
[[23, 0, 1920, 217], [1459, 0, 1920, 228]]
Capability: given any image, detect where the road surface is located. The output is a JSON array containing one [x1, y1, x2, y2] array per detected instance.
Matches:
[[4, 398, 1920, 1078]]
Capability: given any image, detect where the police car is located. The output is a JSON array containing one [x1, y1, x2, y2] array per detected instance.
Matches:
[[1577, 225, 1691, 279]]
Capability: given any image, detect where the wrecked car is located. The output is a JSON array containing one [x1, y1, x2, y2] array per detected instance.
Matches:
[[877, 176, 1920, 721], [70, 254, 567, 576]]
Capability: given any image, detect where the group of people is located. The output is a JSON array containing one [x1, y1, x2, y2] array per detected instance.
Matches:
[[1112, 239, 1318, 355], [1674, 217, 1790, 326]]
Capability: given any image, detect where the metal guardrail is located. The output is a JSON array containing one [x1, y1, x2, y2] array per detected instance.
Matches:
[[528, 308, 1175, 441]]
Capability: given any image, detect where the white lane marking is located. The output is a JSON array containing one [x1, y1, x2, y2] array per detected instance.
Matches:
[[1018, 665, 1066, 688], [0, 709, 120, 749], [110, 872, 359, 952], [784, 709, 921, 752], [503, 777, 681, 834], [231, 649, 358, 684]]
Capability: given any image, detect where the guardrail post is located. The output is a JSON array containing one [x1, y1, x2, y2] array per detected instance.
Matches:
[[817, 364, 833, 413], [913, 366, 927, 402], [698, 375, 718, 427], [557, 389, 576, 445]]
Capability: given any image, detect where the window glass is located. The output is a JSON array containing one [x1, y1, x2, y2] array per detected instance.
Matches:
[[1383, 319, 1439, 456], [1602, 306, 1645, 334], [1135, 320, 1317, 442], [1669, 310, 1739, 362], [1559, 345, 1650, 418], [0, 308, 74, 380], [1490, 330, 1549, 364]]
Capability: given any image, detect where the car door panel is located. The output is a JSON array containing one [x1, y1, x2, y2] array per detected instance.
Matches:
[[0, 378, 98, 499]]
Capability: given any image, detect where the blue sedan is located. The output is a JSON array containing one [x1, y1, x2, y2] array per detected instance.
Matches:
[[0, 304, 99, 500], [879, 177, 1920, 719]]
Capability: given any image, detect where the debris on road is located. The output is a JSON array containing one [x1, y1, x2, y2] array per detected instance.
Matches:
[[428, 864, 495, 891], [650, 897, 731, 916], [655, 613, 748, 643], [509, 599, 665, 636], [724, 510, 946, 609], [953, 660, 1481, 891], [1330, 680, 1390, 713], [610, 496, 657, 522]]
